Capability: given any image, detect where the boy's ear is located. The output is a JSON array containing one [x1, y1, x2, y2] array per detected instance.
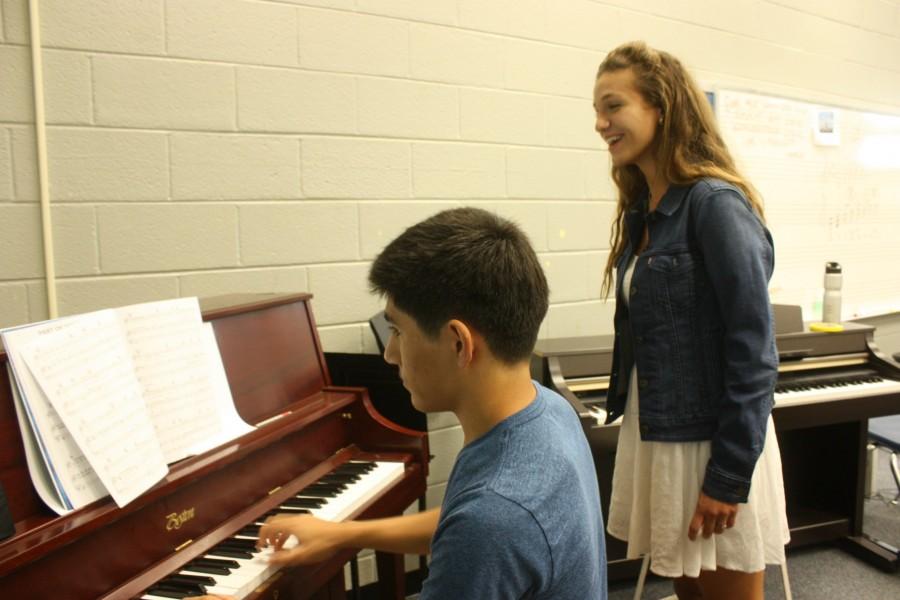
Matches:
[[446, 319, 475, 368]]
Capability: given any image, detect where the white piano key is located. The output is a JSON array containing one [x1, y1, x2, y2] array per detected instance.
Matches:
[[311, 461, 405, 522], [204, 583, 242, 596]]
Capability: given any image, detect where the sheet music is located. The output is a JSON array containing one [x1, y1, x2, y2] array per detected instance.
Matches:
[[116, 298, 229, 463], [19, 311, 167, 508], [182, 324, 255, 456], [1, 320, 108, 512], [2, 297, 255, 512], [7, 365, 69, 515]]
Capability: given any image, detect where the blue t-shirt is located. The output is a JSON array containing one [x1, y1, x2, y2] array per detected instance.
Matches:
[[419, 382, 607, 599]]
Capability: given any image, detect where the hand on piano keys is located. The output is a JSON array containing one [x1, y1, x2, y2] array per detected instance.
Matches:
[[141, 460, 406, 600], [257, 513, 345, 566]]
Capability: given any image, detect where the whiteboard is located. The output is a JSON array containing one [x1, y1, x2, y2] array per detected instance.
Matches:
[[716, 89, 900, 320]]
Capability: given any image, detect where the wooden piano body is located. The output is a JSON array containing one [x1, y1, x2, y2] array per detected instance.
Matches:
[[0, 293, 428, 599], [531, 321, 900, 578]]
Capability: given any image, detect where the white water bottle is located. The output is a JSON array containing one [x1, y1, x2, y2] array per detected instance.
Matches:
[[822, 262, 842, 324]]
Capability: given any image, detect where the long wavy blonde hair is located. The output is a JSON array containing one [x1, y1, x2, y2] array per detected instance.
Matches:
[[598, 41, 764, 297]]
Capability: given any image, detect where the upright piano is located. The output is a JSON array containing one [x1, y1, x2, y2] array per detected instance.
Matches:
[[532, 317, 900, 578], [0, 293, 428, 599]]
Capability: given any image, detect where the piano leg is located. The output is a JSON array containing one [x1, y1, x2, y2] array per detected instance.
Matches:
[[375, 552, 407, 600], [839, 535, 900, 572]]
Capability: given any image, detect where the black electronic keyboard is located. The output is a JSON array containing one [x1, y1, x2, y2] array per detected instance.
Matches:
[[531, 314, 900, 577]]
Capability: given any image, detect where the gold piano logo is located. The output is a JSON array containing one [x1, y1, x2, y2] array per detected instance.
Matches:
[[165, 508, 196, 531]]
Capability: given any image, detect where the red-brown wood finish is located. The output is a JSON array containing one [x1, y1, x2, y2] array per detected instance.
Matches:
[[0, 293, 427, 599]]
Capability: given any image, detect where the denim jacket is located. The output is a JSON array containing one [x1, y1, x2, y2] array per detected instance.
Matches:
[[604, 178, 778, 504]]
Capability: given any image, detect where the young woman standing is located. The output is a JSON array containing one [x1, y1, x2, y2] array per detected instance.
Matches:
[[594, 41, 790, 600]]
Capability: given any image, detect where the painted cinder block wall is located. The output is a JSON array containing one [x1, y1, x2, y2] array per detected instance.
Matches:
[[1, 0, 898, 586]]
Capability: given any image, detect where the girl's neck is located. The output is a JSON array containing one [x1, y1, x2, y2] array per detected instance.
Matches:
[[639, 162, 668, 212]]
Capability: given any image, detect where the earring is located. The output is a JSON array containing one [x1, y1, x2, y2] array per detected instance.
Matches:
[[658, 115, 663, 125]]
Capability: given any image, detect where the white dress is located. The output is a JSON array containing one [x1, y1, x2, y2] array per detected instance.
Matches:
[[606, 257, 791, 578]]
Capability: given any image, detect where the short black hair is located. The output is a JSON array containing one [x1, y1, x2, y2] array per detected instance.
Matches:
[[369, 207, 549, 364]]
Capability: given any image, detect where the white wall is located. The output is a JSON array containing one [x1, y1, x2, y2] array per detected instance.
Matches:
[[1, 0, 899, 588]]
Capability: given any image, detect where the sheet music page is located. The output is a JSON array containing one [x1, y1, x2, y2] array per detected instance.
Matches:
[[182, 324, 255, 456], [7, 364, 70, 515], [115, 298, 237, 463], [19, 311, 167, 508], [1, 320, 109, 511]]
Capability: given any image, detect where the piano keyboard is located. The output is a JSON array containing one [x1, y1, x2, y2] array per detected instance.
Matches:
[[774, 374, 900, 407], [139, 460, 406, 600], [582, 375, 900, 425]]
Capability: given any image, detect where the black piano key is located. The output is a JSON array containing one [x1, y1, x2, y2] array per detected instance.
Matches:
[[143, 588, 191, 599], [148, 580, 206, 596], [305, 482, 346, 492], [253, 508, 305, 525], [238, 524, 261, 537], [215, 543, 258, 557], [156, 579, 208, 593], [218, 537, 257, 551], [182, 562, 231, 576], [317, 473, 360, 484], [296, 487, 338, 498], [164, 573, 217, 586], [301, 481, 341, 489], [207, 546, 255, 559], [188, 556, 240, 570], [334, 462, 374, 474], [282, 497, 326, 508], [311, 480, 348, 489], [350, 460, 377, 468]]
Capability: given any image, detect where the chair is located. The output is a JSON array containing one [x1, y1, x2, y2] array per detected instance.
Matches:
[[862, 411, 900, 574], [868, 351, 900, 501], [869, 414, 900, 502]]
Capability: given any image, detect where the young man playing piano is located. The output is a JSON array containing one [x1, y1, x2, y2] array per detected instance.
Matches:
[[190, 207, 607, 599]]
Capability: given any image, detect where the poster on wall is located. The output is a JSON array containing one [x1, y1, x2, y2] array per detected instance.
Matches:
[[813, 107, 841, 146], [705, 90, 716, 113]]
